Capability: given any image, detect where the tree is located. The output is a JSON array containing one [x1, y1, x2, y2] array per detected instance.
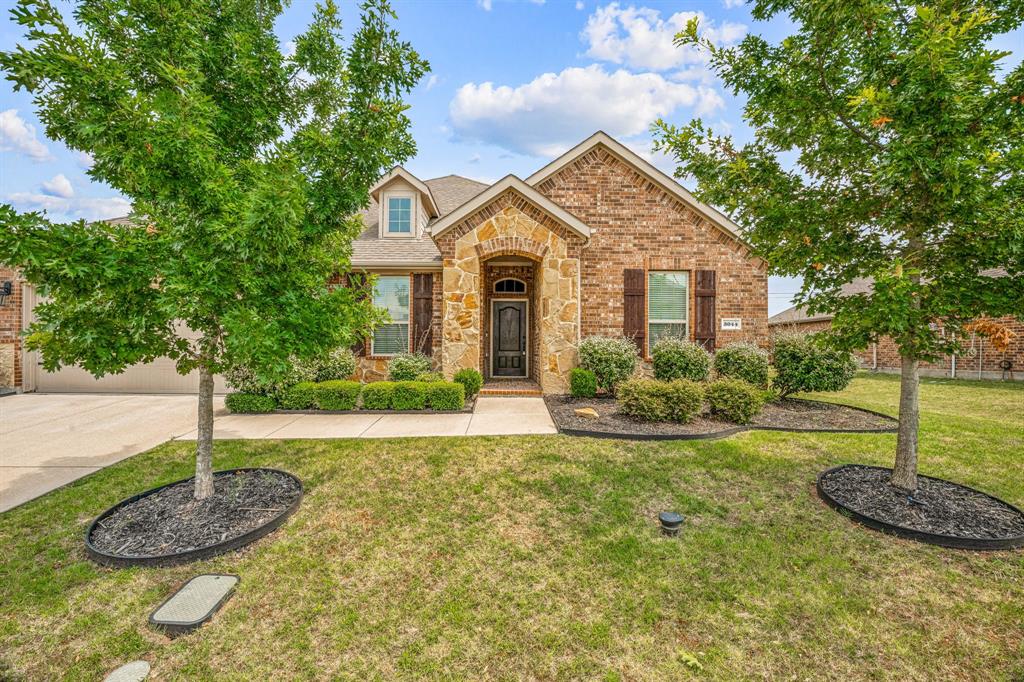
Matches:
[[0, 0, 428, 500], [655, 1, 1024, 491]]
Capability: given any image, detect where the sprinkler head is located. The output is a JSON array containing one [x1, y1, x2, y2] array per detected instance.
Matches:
[[658, 511, 684, 536]]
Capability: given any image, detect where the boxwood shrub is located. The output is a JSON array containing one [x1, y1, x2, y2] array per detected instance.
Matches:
[[772, 333, 857, 397], [705, 378, 765, 424], [713, 342, 770, 388], [652, 337, 711, 382], [279, 381, 318, 410], [578, 336, 638, 394], [391, 381, 427, 410], [425, 382, 465, 411], [662, 379, 705, 423], [616, 378, 669, 422], [453, 368, 483, 397], [388, 353, 433, 381], [415, 371, 444, 383], [225, 392, 276, 413], [569, 368, 597, 398], [315, 380, 361, 410], [362, 381, 395, 410]]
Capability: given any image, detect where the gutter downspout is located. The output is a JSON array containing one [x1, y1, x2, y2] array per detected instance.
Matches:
[[871, 342, 877, 371], [950, 353, 956, 379]]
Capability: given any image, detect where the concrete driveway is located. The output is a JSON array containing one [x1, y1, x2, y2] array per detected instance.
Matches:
[[0, 393, 221, 512]]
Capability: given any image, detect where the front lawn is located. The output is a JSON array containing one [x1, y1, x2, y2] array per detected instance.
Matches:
[[2, 374, 1022, 680]]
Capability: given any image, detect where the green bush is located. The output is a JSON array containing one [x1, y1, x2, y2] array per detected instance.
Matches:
[[616, 378, 669, 421], [772, 333, 858, 397], [652, 337, 710, 382], [578, 336, 639, 394], [662, 379, 705, 423], [279, 381, 318, 409], [225, 392, 276, 413], [713, 342, 770, 388], [569, 368, 597, 398], [313, 347, 357, 382], [453, 368, 483, 397], [415, 371, 444, 383], [388, 353, 433, 381], [391, 381, 427, 410], [362, 381, 395, 410], [706, 378, 765, 424], [224, 361, 315, 402], [315, 380, 361, 410], [425, 382, 465, 410]]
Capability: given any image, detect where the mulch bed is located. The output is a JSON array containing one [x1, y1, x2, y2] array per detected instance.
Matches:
[[818, 465, 1024, 545], [89, 469, 301, 559], [544, 396, 896, 439]]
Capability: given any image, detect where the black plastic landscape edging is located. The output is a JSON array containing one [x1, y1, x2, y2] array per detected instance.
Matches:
[[816, 464, 1024, 551], [553, 399, 898, 442], [85, 468, 303, 568]]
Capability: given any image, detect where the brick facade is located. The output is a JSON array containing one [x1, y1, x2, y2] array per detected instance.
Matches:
[[533, 146, 769, 356], [0, 266, 24, 390]]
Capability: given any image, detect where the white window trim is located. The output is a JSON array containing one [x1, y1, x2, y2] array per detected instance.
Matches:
[[381, 191, 417, 238], [370, 274, 411, 356], [647, 270, 690, 353]]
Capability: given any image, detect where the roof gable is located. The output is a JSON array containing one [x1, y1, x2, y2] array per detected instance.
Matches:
[[370, 166, 440, 218], [430, 175, 591, 240], [525, 131, 745, 243]]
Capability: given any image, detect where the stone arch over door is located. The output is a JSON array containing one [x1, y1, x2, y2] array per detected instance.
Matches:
[[441, 204, 582, 393]]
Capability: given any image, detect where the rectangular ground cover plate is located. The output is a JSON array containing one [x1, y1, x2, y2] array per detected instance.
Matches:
[[149, 574, 239, 637]]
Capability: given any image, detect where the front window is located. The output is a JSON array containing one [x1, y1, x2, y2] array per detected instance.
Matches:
[[648, 271, 688, 349], [387, 196, 412, 234], [371, 275, 410, 355]]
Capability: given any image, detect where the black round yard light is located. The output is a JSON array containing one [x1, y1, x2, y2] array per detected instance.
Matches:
[[658, 512, 684, 536]]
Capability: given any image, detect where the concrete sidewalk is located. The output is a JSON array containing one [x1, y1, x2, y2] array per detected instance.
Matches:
[[176, 396, 557, 440]]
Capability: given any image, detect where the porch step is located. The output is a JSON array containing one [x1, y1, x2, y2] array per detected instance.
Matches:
[[479, 387, 543, 397]]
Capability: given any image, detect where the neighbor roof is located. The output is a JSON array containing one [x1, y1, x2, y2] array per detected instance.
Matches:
[[525, 131, 746, 243]]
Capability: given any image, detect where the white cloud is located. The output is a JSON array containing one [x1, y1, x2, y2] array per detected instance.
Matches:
[[75, 151, 95, 169], [722, 0, 745, 8], [576, 0, 585, 9], [425, 74, 440, 91], [478, 0, 492, 9], [468, 153, 482, 164], [5, 192, 131, 222], [41, 174, 74, 199], [581, 4, 746, 72], [0, 109, 52, 162], [449, 64, 723, 157]]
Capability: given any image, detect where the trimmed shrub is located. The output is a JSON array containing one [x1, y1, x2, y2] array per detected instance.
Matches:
[[453, 368, 484, 397], [362, 381, 395, 410], [313, 347, 357, 382], [225, 392, 276, 413], [569, 368, 598, 398], [279, 381, 318, 410], [391, 381, 427, 410], [415, 371, 444, 383], [652, 337, 711, 382], [713, 342, 770, 388], [706, 378, 765, 424], [224, 361, 315, 402], [425, 382, 465, 411], [662, 379, 705, 423], [772, 333, 857, 397], [315, 380, 361, 410], [578, 336, 639, 394], [388, 353, 433, 381], [616, 378, 669, 421]]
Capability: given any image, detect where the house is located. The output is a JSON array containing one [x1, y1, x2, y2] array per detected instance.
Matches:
[[350, 131, 768, 393], [5, 131, 769, 395], [769, 273, 1024, 381]]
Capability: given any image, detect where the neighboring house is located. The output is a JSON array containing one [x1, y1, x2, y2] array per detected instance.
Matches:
[[6, 131, 769, 394], [769, 273, 1024, 381], [350, 131, 767, 393]]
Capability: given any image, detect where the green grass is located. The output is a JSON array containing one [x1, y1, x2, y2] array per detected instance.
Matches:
[[2, 373, 1022, 680]]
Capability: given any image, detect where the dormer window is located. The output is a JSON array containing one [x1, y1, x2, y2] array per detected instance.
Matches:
[[387, 195, 413, 234]]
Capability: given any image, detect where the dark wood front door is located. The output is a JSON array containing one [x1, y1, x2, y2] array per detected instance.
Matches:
[[492, 300, 527, 377]]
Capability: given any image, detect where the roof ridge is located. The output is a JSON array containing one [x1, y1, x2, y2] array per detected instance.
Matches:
[[425, 173, 489, 185]]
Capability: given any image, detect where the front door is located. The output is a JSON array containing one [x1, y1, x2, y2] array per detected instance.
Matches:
[[492, 300, 527, 377]]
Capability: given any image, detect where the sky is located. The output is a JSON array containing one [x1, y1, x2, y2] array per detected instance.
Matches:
[[2, 1, 1021, 315]]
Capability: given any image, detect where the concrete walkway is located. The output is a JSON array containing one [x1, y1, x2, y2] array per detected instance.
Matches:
[[1, 394, 555, 512], [175, 396, 557, 440]]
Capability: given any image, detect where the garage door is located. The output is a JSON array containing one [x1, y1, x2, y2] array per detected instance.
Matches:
[[23, 286, 227, 394]]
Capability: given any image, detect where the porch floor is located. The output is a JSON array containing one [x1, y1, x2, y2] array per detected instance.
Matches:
[[480, 378, 542, 396]]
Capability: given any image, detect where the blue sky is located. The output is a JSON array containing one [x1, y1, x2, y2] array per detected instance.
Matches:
[[2, 1, 1021, 315]]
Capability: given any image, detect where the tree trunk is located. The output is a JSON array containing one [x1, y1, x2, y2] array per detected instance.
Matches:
[[891, 353, 920, 492], [194, 364, 216, 500]]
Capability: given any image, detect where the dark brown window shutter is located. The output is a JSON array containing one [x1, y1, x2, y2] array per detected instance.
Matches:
[[346, 272, 368, 357], [412, 273, 434, 356], [623, 268, 646, 355], [694, 269, 716, 352]]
